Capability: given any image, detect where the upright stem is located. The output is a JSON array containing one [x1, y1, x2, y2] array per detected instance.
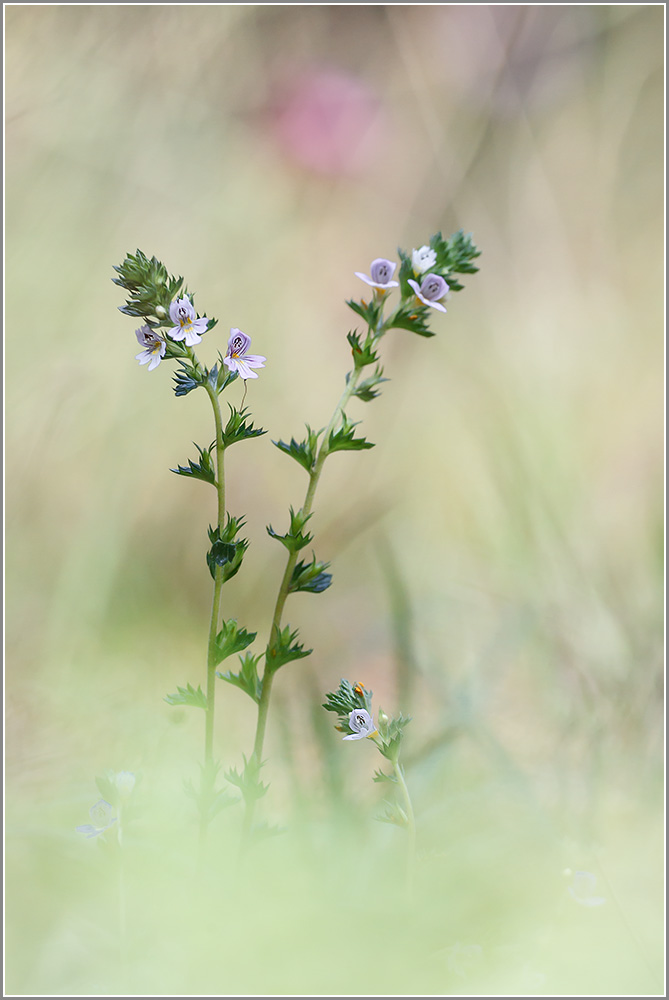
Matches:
[[392, 757, 416, 897], [243, 369, 364, 839], [243, 304, 387, 840], [200, 380, 226, 846]]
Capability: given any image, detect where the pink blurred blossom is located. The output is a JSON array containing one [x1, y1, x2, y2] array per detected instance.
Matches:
[[270, 69, 385, 176]]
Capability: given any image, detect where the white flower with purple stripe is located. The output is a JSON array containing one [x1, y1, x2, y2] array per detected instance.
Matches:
[[342, 708, 378, 741], [223, 328, 266, 380], [354, 258, 399, 290], [76, 799, 117, 838], [412, 245, 437, 275], [135, 325, 166, 371], [168, 296, 209, 346], [408, 273, 449, 313]]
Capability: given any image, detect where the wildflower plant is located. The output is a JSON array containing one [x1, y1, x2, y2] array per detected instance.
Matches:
[[323, 679, 415, 882], [112, 231, 479, 848], [113, 250, 264, 844]]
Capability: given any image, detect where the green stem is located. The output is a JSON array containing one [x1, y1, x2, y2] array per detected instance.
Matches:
[[242, 304, 388, 840], [200, 379, 226, 844], [392, 757, 416, 895]]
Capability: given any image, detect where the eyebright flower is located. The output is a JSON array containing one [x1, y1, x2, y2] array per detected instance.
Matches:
[[567, 870, 606, 907], [407, 273, 449, 313], [168, 295, 209, 346], [76, 799, 117, 839], [135, 325, 166, 371], [354, 258, 399, 290], [343, 707, 378, 740], [412, 245, 437, 274], [223, 328, 266, 380]]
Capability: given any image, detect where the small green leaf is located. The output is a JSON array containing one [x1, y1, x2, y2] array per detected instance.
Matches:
[[377, 799, 409, 827], [266, 624, 312, 673], [326, 413, 374, 454], [217, 651, 263, 703], [373, 769, 397, 784], [322, 678, 373, 730], [346, 330, 380, 368], [289, 554, 332, 594], [346, 298, 383, 330], [213, 620, 257, 666], [386, 303, 434, 338], [165, 683, 208, 710], [226, 754, 268, 803], [206, 516, 248, 582], [221, 405, 266, 448], [273, 425, 323, 474], [376, 712, 412, 761], [173, 361, 206, 396], [267, 507, 314, 553], [171, 442, 216, 486], [348, 365, 389, 402]]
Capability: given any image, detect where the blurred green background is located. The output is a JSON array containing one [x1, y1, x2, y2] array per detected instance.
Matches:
[[5, 5, 664, 996]]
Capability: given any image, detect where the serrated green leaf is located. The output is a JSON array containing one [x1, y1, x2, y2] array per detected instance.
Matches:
[[217, 651, 263, 703], [377, 800, 409, 827], [273, 425, 322, 474], [173, 361, 205, 396], [164, 683, 208, 710], [267, 507, 314, 552], [289, 554, 332, 594], [265, 624, 312, 673], [206, 516, 248, 582], [373, 769, 397, 784], [347, 330, 380, 368], [386, 303, 434, 338], [213, 620, 257, 666], [346, 298, 382, 329], [326, 413, 374, 454], [348, 365, 389, 401], [171, 442, 217, 485], [226, 754, 268, 803], [221, 404, 266, 447], [323, 678, 373, 729]]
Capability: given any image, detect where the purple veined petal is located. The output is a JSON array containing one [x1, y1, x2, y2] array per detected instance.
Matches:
[[191, 317, 209, 334], [407, 279, 421, 295], [147, 354, 162, 371], [354, 271, 375, 286], [182, 328, 203, 347], [342, 731, 368, 740], [236, 359, 259, 379], [169, 325, 186, 342], [421, 274, 449, 300], [169, 300, 181, 324], [427, 299, 447, 313], [135, 351, 151, 365], [243, 354, 266, 368], [227, 328, 252, 356], [135, 325, 153, 347], [369, 258, 397, 285], [223, 355, 239, 373]]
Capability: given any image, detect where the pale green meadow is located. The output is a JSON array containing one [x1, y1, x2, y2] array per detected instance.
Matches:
[[5, 5, 664, 996]]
